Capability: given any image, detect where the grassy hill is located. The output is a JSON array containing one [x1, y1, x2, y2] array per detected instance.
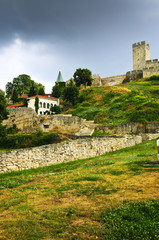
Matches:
[[67, 75, 159, 125], [0, 139, 159, 239]]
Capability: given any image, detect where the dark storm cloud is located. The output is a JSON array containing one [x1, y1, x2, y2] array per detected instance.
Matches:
[[0, 0, 159, 92], [0, 0, 141, 44]]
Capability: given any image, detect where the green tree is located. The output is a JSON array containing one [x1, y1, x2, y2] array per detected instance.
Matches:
[[73, 68, 93, 88], [11, 88, 18, 103], [0, 90, 9, 136], [28, 84, 37, 97], [5, 82, 13, 96], [38, 87, 45, 95], [63, 84, 79, 106], [50, 105, 62, 114], [34, 97, 39, 114], [52, 82, 65, 98], [5, 74, 45, 96], [0, 90, 8, 122]]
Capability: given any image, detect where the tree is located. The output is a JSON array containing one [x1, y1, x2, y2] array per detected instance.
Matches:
[[34, 97, 39, 114], [38, 87, 45, 95], [5, 74, 45, 96], [5, 82, 13, 96], [0, 90, 8, 123], [73, 68, 93, 88], [11, 88, 18, 103], [0, 90, 9, 136], [28, 84, 37, 97], [52, 82, 65, 98], [50, 105, 62, 114], [63, 84, 79, 106]]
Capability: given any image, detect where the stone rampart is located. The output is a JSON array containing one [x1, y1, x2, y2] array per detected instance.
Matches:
[[2, 107, 45, 133], [101, 74, 126, 86], [2, 109, 87, 134], [95, 122, 159, 135], [1, 134, 159, 173], [40, 115, 85, 134]]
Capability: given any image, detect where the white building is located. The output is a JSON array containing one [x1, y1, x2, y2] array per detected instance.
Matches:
[[27, 95, 59, 115]]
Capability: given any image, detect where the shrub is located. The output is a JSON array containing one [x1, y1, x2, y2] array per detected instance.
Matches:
[[0, 132, 61, 149]]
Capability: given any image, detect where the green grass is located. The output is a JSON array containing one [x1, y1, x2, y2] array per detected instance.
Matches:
[[68, 76, 159, 124], [100, 200, 159, 240], [0, 138, 159, 239]]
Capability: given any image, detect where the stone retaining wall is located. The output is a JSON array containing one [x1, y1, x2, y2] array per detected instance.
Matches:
[[95, 122, 159, 135], [0, 133, 159, 173]]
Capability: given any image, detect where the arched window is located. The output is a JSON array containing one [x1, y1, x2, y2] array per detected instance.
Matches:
[[51, 103, 53, 108], [47, 103, 50, 109], [43, 102, 46, 108], [40, 102, 42, 108]]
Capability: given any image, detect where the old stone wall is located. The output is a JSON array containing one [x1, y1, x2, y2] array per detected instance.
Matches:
[[1, 134, 159, 173], [125, 70, 143, 82], [40, 115, 85, 134], [101, 74, 126, 86], [2, 109, 87, 134], [2, 108, 45, 133], [95, 122, 159, 135]]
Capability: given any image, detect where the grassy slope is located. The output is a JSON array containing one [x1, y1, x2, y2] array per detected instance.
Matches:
[[0, 139, 159, 239], [69, 76, 159, 124]]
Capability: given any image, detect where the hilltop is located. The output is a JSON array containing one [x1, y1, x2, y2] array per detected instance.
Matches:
[[66, 75, 159, 125]]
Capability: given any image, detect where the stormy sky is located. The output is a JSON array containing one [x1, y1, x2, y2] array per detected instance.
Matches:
[[0, 0, 159, 92]]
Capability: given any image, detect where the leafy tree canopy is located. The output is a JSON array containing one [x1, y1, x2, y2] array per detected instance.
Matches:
[[73, 68, 93, 88], [63, 83, 79, 106], [52, 82, 65, 98], [50, 105, 62, 114], [28, 84, 37, 97], [5, 74, 45, 96], [0, 89, 9, 123], [11, 88, 18, 103]]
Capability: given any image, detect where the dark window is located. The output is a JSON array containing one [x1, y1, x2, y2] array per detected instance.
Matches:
[[43, 102, 46, 108], [47, 103, 50, 109]]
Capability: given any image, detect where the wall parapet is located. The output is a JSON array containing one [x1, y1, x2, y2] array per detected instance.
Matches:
[[132, 41, 149, 48]]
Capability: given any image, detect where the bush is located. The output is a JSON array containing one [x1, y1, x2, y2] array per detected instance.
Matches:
[[0, 132, 61, 149]]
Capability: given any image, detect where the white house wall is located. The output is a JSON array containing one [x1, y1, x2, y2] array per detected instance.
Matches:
[[27, 97, 59, 115]]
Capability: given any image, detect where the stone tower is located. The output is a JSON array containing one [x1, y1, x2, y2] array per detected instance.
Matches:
[[133, 41, 150, 70]]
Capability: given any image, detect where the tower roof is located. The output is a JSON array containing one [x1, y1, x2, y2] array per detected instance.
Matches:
[[56, 70, 64, 83]]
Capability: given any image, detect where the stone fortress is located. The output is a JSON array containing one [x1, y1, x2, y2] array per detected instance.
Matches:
[[92, 41, 159, 86]]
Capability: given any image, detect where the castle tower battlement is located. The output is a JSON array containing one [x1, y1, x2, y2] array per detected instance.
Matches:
[[133, 41, 150, 70]]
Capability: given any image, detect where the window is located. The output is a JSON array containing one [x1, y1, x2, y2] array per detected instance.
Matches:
[[40, 111, 42, 115], [51, 103, 53, 108], [40, 102, 42, 108], [47, 103, 50, 109], [43, 102, 46, 108]]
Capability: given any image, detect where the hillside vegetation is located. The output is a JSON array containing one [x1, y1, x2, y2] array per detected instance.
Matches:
[[68, 75, 159, 124], [0, 139, 158, 239]]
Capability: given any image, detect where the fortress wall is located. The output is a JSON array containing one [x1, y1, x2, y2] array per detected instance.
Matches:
[[1, 134, 157, 173], [40, 115, 85, 134], [95, 122, 159, 135], [101, 74, 126, 86], [1, 134, 159, 173], [3, 109, 86, 134], [2, 108, 45, 133], [145, 59, 159, 68], [143, 66, 159, 78]]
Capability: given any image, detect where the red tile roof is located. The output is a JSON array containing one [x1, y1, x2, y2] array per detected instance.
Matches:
[[7, 103, 24, 108], [18, 94, 28, 99], [27, 95, 58, 100]]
